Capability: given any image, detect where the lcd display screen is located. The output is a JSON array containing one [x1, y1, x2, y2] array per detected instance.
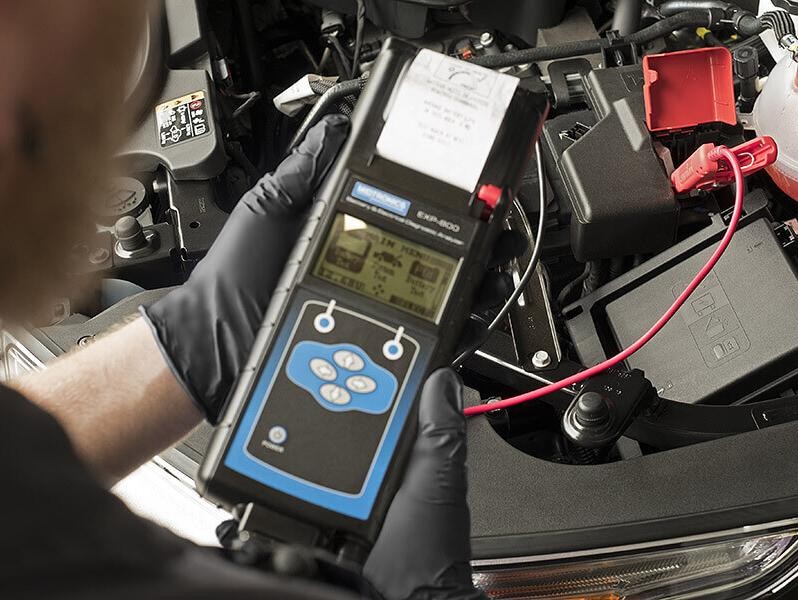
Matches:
[[313, 214, 459, 322]]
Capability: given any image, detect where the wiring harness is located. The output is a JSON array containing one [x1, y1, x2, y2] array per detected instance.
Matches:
[[286, 77, 368, 153], [760, 9, 798, 58]]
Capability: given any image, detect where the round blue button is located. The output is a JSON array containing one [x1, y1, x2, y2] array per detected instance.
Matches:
[[318, 317, 330, 328], [383, 340, 404, 360]]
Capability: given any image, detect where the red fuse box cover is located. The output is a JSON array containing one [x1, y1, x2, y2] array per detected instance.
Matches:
[[643, 47, 736, 133]]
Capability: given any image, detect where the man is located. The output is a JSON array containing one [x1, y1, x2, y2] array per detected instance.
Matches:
[[0, 2, 519, 598]]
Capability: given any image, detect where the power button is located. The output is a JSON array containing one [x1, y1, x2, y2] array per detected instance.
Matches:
[[267, 426, 288, 445]]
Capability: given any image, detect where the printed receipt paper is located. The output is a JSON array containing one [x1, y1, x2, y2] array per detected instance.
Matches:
[[376, 49, 519, 192]]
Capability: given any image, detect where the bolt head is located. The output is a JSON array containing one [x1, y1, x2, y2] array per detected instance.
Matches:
[[480, 32, 494, 47], [77, 335, 95, 348], [485, 397, 504, 414], [531, 350, 551, 369]]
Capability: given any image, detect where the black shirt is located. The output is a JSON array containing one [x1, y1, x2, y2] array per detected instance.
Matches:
[[0, 385, 358, 599]]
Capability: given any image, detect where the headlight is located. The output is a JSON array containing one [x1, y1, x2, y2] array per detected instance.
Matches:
[[0, 332, 44, 381], [3, 345, 39, 380], [473, 521, 798, 599]]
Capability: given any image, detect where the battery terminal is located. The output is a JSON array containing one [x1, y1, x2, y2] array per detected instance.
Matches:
[[670, 136, 778, 193]]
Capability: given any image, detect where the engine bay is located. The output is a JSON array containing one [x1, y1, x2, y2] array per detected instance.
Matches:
[[4, 0, 798, 550]]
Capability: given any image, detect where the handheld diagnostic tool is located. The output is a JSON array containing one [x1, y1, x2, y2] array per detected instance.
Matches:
[[197, 38, 547, 544]]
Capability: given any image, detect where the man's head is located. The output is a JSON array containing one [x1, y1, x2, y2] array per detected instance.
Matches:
[[0, 1, 149, 321]]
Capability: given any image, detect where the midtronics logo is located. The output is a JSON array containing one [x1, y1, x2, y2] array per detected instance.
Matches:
[[350, 182, 411, 216]]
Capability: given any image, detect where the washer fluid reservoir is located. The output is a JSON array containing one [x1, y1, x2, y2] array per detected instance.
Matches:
[[753, 55, 798, 200]]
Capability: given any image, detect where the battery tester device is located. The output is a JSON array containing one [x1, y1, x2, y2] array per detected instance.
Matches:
[[197, 38, 547, 544]]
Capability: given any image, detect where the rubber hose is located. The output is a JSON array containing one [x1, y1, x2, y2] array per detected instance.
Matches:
[[470, 10, 715, 69], [612, 0, 643, 35], [626, 9, 717, 42], [658, 0, 737, 16], [659, 2, 766, 36]]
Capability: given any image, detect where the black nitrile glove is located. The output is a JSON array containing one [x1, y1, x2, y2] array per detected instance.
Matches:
[[142, 114, 350, 423], [364, 368, 485, 600]]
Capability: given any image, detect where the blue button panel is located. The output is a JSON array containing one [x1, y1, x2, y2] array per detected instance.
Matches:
[[286, 341, 398, 414], [223, 299, 429, 521]]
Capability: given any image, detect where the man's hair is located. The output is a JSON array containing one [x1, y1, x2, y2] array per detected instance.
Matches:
[[0, 2, 150, 322]]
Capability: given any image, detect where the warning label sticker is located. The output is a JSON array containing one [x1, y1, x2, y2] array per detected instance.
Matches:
[[156, 91, 210, 148], [376, 49, 519, 192]]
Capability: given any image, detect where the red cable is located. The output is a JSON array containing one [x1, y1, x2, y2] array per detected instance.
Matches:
[[464, 147, 745, 417]]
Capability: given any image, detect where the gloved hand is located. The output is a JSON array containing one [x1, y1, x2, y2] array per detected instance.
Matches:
[[364, 368, 484, 600], [142, 114, 350, 423]]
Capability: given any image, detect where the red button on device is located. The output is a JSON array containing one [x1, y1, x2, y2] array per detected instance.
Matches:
[[478, 184, 503, 209]]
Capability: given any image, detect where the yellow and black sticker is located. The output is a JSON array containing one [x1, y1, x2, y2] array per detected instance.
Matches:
[[156, 90, 210, 148]]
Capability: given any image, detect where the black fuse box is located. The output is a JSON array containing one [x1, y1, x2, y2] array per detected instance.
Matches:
[[543, 65, 679, 261], [566, 197, 798, 405]]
